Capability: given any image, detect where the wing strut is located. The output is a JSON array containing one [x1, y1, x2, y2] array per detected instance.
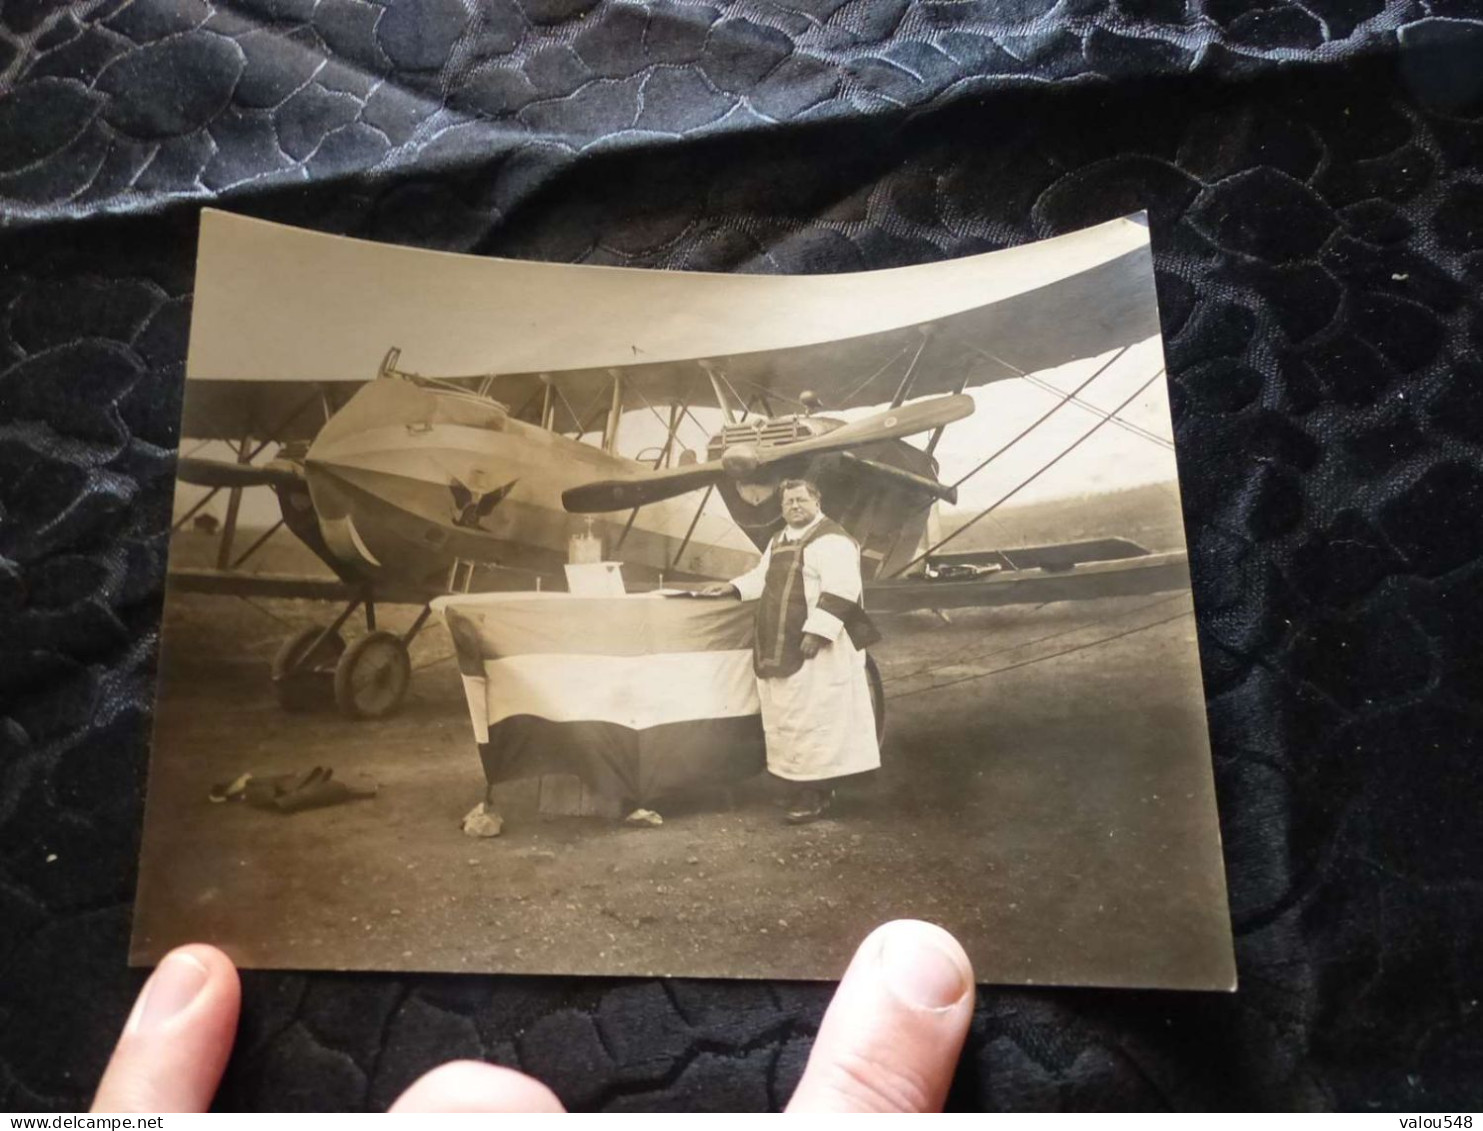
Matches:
[[172, 486, 223, 534], [216, 426, 255, 570], [243, 389, 323, 464], [615, 506, 642, 551], [701, 362, 738, 423], [510, 380, 545, 423], [926, 375, 970, 457], [229, 518, 286, 571], [541, 376, 556, 430], [603, 370, 624, 454], [670, 484, 715, 572], [889, 327, 933, 408], [657, 402, 683, 468], [627, 382, 694, 467], [571, 378, 616, 442], [890, 368, 1165, 578], [552, 381, 582, 434]]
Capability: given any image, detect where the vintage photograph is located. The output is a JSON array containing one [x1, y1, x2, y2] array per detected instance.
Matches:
[[134, 210, 1234, 989]]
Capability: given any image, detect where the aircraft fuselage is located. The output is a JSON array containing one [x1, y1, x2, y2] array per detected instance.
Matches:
[[300, 378, 756, 594]]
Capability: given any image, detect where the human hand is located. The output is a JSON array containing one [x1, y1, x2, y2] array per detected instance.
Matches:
[[800, 633, 827, 658], [699, 583, 737, 598], [92, 920, 973, 1112]]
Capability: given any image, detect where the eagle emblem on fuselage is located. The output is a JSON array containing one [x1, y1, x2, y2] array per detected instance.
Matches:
[[449, 477, 518, 530]]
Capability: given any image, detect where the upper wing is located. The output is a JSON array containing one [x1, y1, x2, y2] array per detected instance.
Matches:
[[182, 231, 1156, 438], [482, 244, 1159, 425]]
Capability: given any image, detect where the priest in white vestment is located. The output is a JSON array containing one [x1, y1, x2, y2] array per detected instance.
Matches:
[[705, 478, 881, 823]]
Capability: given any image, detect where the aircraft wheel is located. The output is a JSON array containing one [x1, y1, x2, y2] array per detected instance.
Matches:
[[865, 653, 886, 742], [334, 631, 412, 720], [272, 626, 345, 712]]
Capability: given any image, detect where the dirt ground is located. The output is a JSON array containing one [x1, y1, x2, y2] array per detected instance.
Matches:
[[133, 589, 1235, 990]]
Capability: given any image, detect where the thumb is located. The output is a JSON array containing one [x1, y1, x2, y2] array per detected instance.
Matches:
[[389, 1061, 566, 1112], [93, 946, 241, 1113], [787, 920, 974, 1113]]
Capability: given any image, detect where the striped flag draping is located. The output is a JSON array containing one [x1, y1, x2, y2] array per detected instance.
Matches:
[[433, 593, 766, 804]]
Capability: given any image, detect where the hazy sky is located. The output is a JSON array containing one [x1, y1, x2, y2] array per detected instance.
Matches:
[[827, 335, 1175, 514]]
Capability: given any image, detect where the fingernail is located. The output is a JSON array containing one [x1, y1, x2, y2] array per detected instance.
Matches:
[[133, 951, 209, 1034], [879, 925, 970, 1011]]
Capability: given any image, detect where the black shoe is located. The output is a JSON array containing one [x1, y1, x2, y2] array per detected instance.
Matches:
[[785, 789, 834, 825]]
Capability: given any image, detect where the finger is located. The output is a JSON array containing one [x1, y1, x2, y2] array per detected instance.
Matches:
[[788, 919, 974, 1113], [93, 945, 242, 1113], [389, 1061, 566, 1113]]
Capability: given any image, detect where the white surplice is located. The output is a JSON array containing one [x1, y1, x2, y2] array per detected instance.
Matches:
[[731, 516, 881, 782]]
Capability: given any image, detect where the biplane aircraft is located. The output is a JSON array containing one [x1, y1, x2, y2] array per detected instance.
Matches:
[[170, 214, 1189, 722]]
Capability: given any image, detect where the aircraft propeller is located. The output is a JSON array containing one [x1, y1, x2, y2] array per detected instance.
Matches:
[[562, 393, 974, 514], [176, 455, 303, 490]]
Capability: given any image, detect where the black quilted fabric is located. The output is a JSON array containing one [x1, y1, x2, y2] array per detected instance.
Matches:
[[3, 0, 1483, 1112]]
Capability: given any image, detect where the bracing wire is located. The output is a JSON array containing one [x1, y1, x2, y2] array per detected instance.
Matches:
[[886, 608, 1193, 701], [881, 591, 1188, 686], [1018, 371, 1174, 451], [891, 367, 1166, 577], [837, 339, 918, 408], [949, 346, 1132, 492], [968, 343, 1173, 452]]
